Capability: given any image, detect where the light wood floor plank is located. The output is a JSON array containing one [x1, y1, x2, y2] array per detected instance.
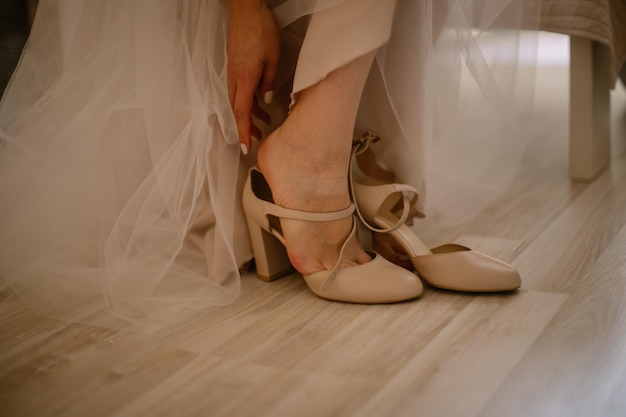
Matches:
[[143, 271, 308, 353], [513, 152, 626, 291], [354, 290, 567, 417], [478, 223, 626, 417], [114, 355, 375, 417], [0, 322, 197, 417], [0, 289, 71, 363]]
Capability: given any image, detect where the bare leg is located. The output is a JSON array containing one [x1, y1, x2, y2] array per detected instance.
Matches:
[[257, 51, 376, 275]]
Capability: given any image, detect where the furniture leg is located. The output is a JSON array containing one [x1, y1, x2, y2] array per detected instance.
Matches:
[[569, 36, 611, 181]]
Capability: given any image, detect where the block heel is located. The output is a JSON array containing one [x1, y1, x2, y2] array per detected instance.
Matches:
[[245, 215, 293, 281]]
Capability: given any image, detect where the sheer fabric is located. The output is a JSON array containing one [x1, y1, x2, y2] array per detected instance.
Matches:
[[0, 0, 540, 329]]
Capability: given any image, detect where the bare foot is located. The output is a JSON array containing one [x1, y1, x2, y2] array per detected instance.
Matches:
[[257, 122, 371, 275], [254, 50, 377, 275]]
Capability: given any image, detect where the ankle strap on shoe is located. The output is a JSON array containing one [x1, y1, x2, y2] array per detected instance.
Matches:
[[266, 203, 355, 223], [349, 133, 418, 233]]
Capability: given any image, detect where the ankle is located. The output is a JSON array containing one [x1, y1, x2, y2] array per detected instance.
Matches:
[[257, 125, 352, 211]]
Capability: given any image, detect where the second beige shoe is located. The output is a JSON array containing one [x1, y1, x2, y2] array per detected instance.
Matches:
[[350, 133, 521, 293]]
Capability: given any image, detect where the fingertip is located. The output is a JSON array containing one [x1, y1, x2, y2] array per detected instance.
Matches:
[[263, 90, 274, 105]]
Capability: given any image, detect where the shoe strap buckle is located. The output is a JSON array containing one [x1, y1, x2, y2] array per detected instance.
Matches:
[[352, 131, 381, 155]]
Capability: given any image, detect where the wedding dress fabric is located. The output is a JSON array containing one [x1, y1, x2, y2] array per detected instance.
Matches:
[[0, 0, 540, 329]]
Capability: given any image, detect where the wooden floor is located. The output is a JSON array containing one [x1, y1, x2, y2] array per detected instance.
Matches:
[[2, 44, 626, 416]]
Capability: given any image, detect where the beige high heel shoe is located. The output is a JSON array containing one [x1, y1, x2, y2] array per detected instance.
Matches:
[[350, 133, 521, 293], [242, 167, 423, 303]]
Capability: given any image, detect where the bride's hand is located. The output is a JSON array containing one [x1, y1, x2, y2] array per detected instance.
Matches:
[[227, 0, 280, 155]]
